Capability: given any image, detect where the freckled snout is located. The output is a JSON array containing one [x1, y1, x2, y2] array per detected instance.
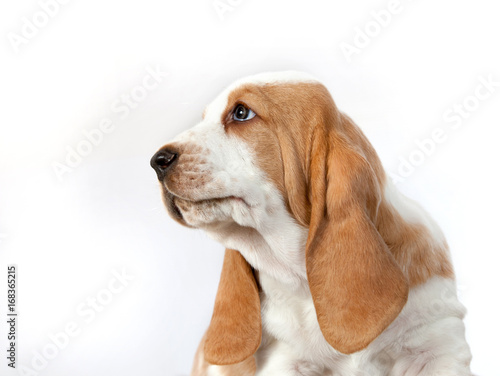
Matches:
[[150, 147, 178, 180]]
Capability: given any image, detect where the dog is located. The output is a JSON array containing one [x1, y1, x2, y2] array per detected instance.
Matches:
[[150, 71, 472, 375]]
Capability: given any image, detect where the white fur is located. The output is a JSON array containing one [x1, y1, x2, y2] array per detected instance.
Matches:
[[252, 275, 471, 376], [165, 72, 472, 375]]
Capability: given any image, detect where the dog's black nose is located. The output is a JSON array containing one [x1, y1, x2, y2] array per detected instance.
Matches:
[[150, 149, 178, 180]]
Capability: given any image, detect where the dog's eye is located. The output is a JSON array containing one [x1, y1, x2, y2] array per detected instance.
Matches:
[[233, 104, 256, 122]]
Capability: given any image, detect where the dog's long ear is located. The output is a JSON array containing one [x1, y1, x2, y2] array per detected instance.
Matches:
[[204, 249, 261, 365], [305, 116, 409, 354]]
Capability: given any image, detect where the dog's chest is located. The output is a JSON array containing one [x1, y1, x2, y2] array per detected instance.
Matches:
[[257, 273, 391, 375], [258, 273, 341, 365]]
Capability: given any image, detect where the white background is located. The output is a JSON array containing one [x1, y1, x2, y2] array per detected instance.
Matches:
[[1, 0, 499, 375]]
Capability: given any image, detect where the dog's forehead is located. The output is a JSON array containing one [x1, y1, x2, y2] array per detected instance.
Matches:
[[203, 71, 319, 123]]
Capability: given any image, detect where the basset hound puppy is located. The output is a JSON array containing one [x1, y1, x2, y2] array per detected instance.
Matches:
[[150, 72, 472, 376]]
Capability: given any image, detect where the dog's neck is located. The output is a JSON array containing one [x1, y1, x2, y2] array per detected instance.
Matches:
[[204, 197, 309, 289]]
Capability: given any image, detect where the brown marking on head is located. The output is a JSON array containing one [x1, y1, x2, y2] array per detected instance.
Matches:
[[219, 82, 335, 222]]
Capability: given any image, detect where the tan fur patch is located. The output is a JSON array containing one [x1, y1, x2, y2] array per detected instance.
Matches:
[[191, 334, 256, 376], [377, 201, 454, 286], [204, 249, 261, 365]]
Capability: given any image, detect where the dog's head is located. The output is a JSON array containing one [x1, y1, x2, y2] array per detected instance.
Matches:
[[151, 71, 409, 364]]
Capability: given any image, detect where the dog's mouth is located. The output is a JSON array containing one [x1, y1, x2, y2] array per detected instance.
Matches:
[[162, 187, 250, 226], [166, 192, 184, 221]]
